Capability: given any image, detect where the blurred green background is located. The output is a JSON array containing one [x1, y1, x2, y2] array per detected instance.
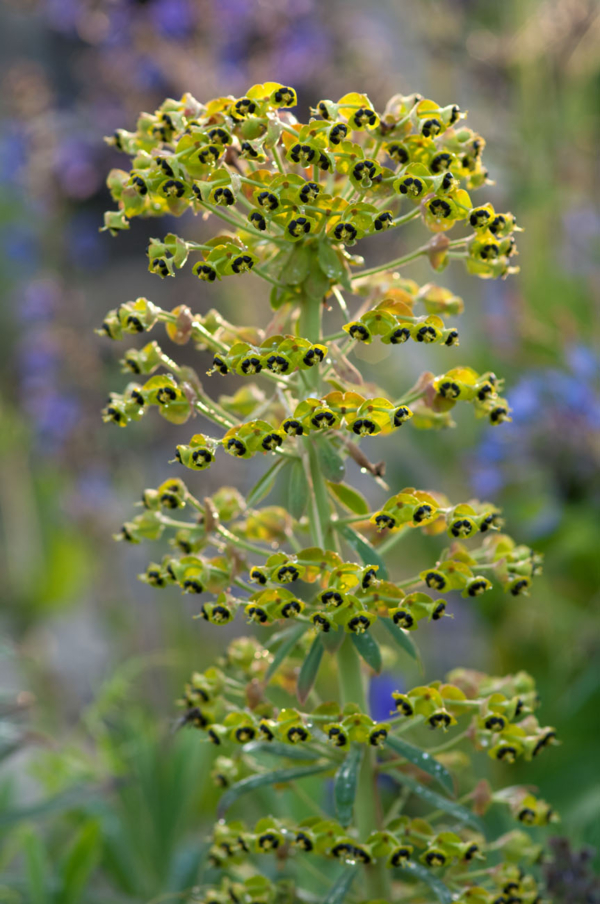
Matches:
[[0, 0, 599, 901]]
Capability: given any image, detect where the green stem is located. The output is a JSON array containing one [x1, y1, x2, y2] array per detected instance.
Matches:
[[301, 276, 389, 899], [305, 439, 331, 547], [337, 638, 390, 899], [215, 524, 271, 557], [252, 265, 289, 289], [351, 246, 428, 281], [391, 208, 421, 229]]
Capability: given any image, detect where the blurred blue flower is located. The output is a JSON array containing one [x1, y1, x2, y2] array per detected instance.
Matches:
[[26, 391, 80, 451], [2, 224, 39, 268], [66, 211, 107, 270], [567, 345, 600, 382], [370, 673, 404, 721], [0, 125, 28, 186], [470, 344, 600, 505]]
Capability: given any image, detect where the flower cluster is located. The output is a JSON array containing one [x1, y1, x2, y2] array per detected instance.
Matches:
[[98, 85, 554, 904], [391, 676, 557, 762], [118, 471, 541, 644], [208, 815, 544, 898]]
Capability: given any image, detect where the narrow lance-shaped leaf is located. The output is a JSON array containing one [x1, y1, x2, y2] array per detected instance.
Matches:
[[337, 524, 389, 580], [22, 828, 50, 904], [297, 634, 324, 705], [217, 762, 332, 818], [390, 771, 484, 831], [385, 734, 455, 796], [243, 740, 324, 762], [334, 744, 363, 827], [246, 457, 286, 507], [401, 861, 454, 904], [315, 436, 346, 483], [288, 458, 309, 520], [59, 820, 102, 904], [266, 622, 308, 681], [351, 631, 382, 674], [328, 481, 370, 515], [381, 617, 419, 662], [324, 867, 357, 904]]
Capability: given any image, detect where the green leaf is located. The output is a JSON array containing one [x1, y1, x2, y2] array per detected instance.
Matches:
[[305, 261, 331, 301], [385, 735, 455, 796], [246, 457, 286, 507], [59, 820, 101, 904], [337, 524, 389, 580], [288, 459, 309, 520], [217, 763, 331, 818], [284, 245, 311, 285], [0, 785, 100, 828], [392, 772, 483, 831], [266, 623, 308, 681], [351, 631, 382, 674], [381, 617, 419, 661], [22, 828, 50, 904], [401, 861, 454, 904], [269, 285, 290, 310], [324, 867, 357, 904], [334, 744, 363, 827], [318, 242, 344, 281], [328, 481, 370, 515], [243, 740, 323, 761], [297, 634, 324, 704], [315, 436, 346, 483]]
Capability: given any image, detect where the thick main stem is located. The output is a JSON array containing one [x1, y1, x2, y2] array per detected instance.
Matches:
[[301, 278, 390, 900]]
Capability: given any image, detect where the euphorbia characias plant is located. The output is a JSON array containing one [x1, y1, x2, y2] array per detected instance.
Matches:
[[99, 84, 558, 903]]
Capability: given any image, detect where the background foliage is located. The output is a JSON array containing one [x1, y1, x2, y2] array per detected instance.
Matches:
[[0, 1, 598, 901]]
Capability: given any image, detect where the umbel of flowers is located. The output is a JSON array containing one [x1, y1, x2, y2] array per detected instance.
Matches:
[[100, 84, 556, 903]]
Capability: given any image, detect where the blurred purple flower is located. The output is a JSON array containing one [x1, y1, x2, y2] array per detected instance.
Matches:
[[44, 0, 80, 33], [147, 0, 196, 39], [133, 56, 171, 92], [67, 468, 116, 517], [272, 20, 330, 83], [20, 278, 60, 321], [561, 206, 600, 276], [54, 138, 101, 200], [482, 279, 516, 352]]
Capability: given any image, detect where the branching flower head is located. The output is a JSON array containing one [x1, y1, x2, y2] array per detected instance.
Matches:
[[97, 83, 553, 904]]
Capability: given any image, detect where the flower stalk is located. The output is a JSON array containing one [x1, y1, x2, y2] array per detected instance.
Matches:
[[98, 83, 555, 904]]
